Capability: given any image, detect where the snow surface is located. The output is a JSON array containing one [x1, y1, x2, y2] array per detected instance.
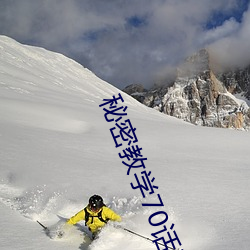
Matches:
[[0, 35, 250, 250]]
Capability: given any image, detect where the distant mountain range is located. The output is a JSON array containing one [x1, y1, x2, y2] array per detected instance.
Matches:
[[123, 49, 250, 130]]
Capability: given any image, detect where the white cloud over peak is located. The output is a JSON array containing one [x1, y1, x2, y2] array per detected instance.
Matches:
[[209, 5, 250, 68]]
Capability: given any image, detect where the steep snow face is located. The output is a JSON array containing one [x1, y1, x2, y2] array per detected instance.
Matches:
[[0, 36, 250, 250]]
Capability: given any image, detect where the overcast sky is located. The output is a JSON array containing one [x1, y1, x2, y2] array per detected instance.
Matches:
[[0, 0, 249, 89]]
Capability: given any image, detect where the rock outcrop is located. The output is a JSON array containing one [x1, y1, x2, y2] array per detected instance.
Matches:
[[123, 49, 250, 130]]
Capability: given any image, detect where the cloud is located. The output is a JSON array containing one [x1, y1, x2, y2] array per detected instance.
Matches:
[[209, 4, 250, 69], [200, 18, 240, 45], [0, 0, 249, 89]]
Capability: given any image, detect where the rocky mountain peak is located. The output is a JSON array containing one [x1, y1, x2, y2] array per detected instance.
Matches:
[[123, 49, 250, 130], [177, 49, 210, 78]]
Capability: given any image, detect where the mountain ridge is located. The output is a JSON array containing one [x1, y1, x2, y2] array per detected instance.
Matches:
[[123, 49, 250, 130]]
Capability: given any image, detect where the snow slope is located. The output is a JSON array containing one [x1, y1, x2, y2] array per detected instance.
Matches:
[[0, 36, 250, 250]]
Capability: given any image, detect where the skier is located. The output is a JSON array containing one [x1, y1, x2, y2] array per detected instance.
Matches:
[[66, 194, 121, 239]]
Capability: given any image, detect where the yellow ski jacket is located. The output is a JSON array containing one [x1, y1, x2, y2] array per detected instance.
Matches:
[[67, 206, 121, 233]]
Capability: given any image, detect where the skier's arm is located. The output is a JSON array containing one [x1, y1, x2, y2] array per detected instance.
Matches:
[[67, 209, 85, 225], [104, 207, 122, 222]]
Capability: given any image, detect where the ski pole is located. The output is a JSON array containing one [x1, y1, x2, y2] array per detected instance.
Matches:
[[122, 227, 176, 250], [37, 220, 48, 231]]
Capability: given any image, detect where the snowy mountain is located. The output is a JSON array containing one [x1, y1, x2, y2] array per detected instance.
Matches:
[[217, 65, 250, 100], [0, 36, 250, 250], [124, 49, 250, 130]]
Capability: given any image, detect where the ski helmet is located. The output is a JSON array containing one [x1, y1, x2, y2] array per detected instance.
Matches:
[[89, 195, 104, 210]]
